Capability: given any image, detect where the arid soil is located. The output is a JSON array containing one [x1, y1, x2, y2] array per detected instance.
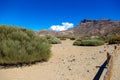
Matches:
[[112, 51, 120, 80], [0, 40, 114, 80]]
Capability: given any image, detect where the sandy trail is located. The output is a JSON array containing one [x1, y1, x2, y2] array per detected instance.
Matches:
[[0, 40, 113, 80]]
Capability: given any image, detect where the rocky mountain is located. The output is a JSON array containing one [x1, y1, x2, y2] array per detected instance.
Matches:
[[37, 30, 74, 37], [73, 19, 120, 37], [37, 19, 120, 37]]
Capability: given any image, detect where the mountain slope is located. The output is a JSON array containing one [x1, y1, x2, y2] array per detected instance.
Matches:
[[37, 30, 74, 37], [73, 19, 120, 37], [37, 19, 120, 37]]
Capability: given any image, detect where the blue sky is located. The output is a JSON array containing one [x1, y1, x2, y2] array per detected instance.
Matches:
[[0, 0, 120, 31]]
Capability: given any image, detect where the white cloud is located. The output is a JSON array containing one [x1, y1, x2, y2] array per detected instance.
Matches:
[[50, 22, 74, 31]]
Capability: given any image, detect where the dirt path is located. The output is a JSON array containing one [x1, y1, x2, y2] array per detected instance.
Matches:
[[0, 40, 112, 80]]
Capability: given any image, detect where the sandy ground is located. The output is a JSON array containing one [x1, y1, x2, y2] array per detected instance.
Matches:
[[0, 39, 114, 80], [112, 51, 120, 80]]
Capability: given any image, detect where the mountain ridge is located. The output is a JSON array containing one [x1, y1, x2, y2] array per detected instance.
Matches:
[[37, 19, 120, 37]]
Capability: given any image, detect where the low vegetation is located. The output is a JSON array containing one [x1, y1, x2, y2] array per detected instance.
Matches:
[[45, 35, 61, 44], [0, 25, 51, 65], [73, 38, 105, 46], [108, 36, 120, 44], [58, 37, 67, 40], [70, 37, 76, 40], [58, 36, 76, 40]]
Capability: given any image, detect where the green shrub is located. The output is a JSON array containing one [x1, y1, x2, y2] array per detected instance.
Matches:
[[73, 39, 81, 45], [108, 36, 120, 44], [0, 25, 51, 65], [58, 37, 67, 40], [45, 35, 61, 44], [73, 38, 105, 46], [70, 37, 76, 40]]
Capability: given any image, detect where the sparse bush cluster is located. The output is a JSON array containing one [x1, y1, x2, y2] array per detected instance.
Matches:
[[58, 37, 67, 40], [73, 38, 105, 46], [108, 36, 120, 44], [58, 36, 76, 40], [0, 25, 51, 65], [45, 35, 61, 44], [70, 37, 76, 40], [73, 39, 81, 45]]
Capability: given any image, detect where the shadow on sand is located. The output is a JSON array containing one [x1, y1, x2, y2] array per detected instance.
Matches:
[[0, 60, 47, 69], [93, 60, 107, 80]]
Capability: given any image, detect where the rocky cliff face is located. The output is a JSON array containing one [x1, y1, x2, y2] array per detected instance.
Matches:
[[37, 19, 120, 37], [73, 19, 120, 37]]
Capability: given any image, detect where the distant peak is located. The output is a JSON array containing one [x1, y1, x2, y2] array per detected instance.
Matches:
[[81, 19, 112, 23], [81, 19, 96, 23]]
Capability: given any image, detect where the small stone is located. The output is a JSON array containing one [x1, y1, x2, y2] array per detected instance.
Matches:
[[92, 57, 95, 60], [87, 70, 89, 72], [67, 66, 70, 68], [68, 59, 76, 62], [61, 74, 64, 76], [63, 62, 65, 64], [104, 49, 107, 52], [69, 68, 72, 71], [72, 59, 75, 61], [99, 51, 102, 53]]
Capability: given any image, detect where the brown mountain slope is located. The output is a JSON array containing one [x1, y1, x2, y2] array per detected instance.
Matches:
[[73, 19, 120, 37], [37, 30, 74, 37], [37, 19, 120, 37]]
